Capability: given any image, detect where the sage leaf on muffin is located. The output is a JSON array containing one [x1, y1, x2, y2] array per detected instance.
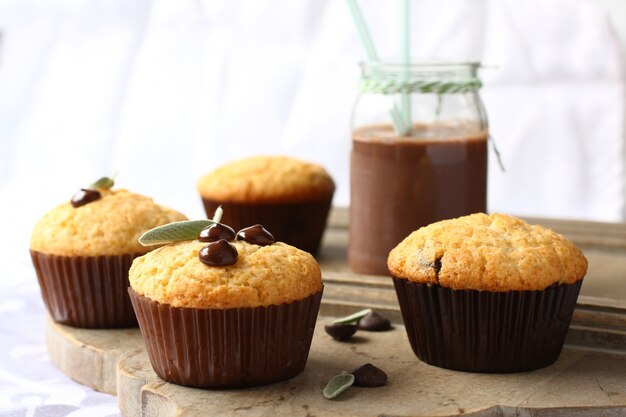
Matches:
[[323, 373, 355, 399], [139, 207, 225, 246], [333, 308, 372, 325], [139, 220, 214, 246], [89, 174, 117, 190]]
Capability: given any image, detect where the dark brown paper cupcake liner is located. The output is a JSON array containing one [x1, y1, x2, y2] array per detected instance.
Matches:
[[392, 277, 583, 373], [30, 250, 140, 328], [201, 197, 333, 255], [129, 287, 323, 388]]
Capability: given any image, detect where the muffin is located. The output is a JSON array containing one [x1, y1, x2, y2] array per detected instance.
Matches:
[[30, 182, 186, 328], [388, 213, 587, 373], [128, 221, 323, 388], [197, 156, 335, 255]]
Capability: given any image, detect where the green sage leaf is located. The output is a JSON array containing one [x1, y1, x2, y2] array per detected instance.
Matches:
[[139, 220, 214, 246], [323, 373, 355, 400], [89, 175, 115, 190], [333, 308, 373, 325]]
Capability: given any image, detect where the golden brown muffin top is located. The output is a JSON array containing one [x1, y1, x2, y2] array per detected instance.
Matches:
[[388, 213, 588, 291], [129, 240, 322, 309], [30, 189, 187, 257], [197, 156, 335, 203]]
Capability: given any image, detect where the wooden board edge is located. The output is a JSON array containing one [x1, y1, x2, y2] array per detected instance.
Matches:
[[117, 351, 145, 417], [45, 317, 145, 396], [46, 317, 117, 395]]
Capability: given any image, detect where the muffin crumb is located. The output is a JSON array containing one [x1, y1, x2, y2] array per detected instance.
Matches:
[[30, 189, 186, 256], [197, 156, 335, 203], [388, 213, 588, 291], [130, 240, 322, 308]]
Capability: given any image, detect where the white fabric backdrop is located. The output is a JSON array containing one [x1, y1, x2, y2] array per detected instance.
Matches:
[[0, 0, 623, 415], [0, 0, 623, 227]]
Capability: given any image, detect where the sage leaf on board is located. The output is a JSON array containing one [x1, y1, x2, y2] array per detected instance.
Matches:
[[323, 373, 355, 400], [333, 308, 373, 325]]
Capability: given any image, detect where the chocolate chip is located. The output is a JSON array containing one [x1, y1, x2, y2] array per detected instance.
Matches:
[[358, 312, 392, 332], [198, 223, 236, 242], [71, 188, 101, 208], [324, 323, 357, 341], [236, 224, 274, 246], [433, 257, 442, 274], [199, 239, 238, 266], [351, 363, 388, 387]]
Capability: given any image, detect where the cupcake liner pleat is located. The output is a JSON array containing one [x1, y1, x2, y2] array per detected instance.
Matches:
[[129, 287, 323, 388], [30, 250, 139, 328], [201, 198, 333, 255], [392, 278, 582, 373]]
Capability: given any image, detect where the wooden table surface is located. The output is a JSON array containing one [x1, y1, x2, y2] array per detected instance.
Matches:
[[44, 208, 626, 416]]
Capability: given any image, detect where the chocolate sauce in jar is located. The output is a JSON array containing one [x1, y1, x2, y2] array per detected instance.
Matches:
[[349, 124, 488, 275]]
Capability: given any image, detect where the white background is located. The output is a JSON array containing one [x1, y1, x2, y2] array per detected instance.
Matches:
[[0, 0, 625, 415], [0, 0, 624, 233]]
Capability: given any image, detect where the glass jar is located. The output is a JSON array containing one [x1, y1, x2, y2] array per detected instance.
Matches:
[[349, 61, 489, 275]]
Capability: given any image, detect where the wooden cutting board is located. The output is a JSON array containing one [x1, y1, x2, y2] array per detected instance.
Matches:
[[44, 208, 626, 415], [46, 318, 143, 395], [46, 317, 626, 417]]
